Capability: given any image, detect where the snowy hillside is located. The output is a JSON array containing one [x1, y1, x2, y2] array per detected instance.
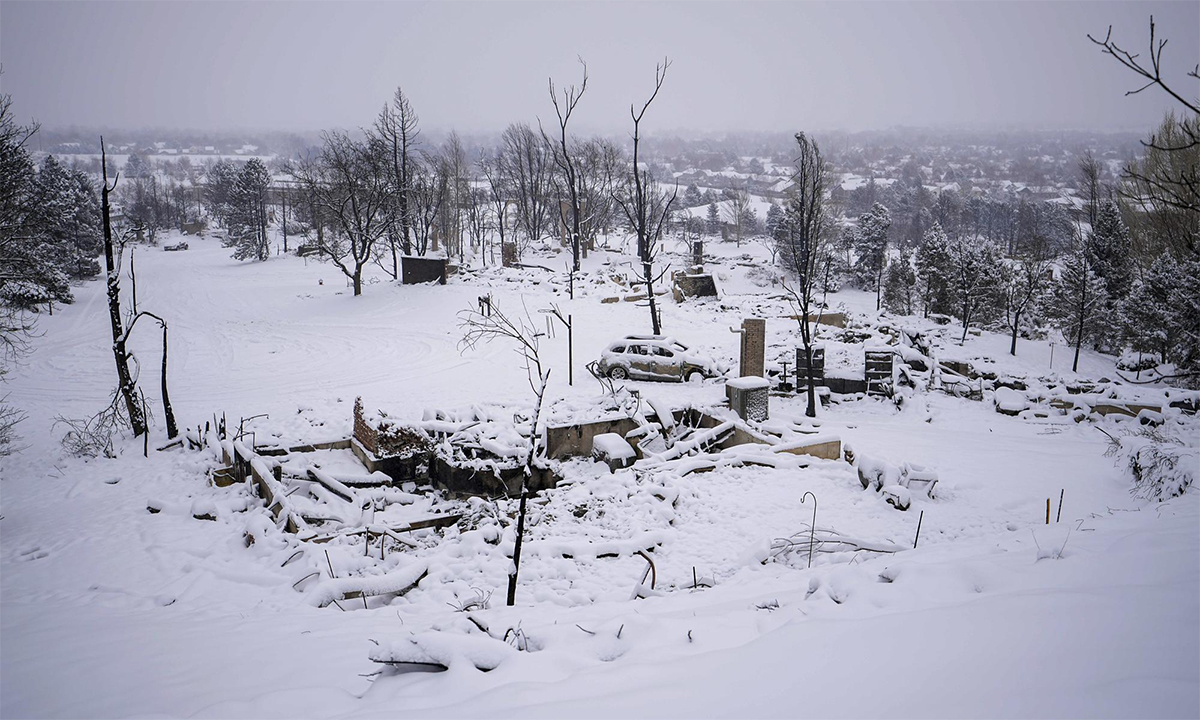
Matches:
[[1, 231, 1196, 718]]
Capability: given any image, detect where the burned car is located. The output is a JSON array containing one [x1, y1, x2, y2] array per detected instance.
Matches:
[[594, 335, 725, 382]]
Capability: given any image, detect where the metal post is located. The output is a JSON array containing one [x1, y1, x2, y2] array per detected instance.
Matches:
[[568, 314, 573, 387], [799, 492, 817, 569]]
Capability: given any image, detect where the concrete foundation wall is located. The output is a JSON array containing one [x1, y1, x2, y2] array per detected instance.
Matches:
[[545, 417, 639, 460]]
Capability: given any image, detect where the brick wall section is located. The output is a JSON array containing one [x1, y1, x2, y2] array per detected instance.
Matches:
[[353, 397, 379, 455]]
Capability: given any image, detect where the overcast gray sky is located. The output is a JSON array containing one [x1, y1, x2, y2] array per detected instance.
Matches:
[[2, 1, 1196, 135]]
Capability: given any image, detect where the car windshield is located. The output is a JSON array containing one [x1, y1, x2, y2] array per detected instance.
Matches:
[[609, 345, 625, 353]]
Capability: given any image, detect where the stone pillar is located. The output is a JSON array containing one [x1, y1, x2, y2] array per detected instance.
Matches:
[[692, 240, 704, 269], [739, 318, 766, 378]]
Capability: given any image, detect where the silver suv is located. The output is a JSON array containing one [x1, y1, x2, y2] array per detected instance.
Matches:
[[595, 336, 722, 382]]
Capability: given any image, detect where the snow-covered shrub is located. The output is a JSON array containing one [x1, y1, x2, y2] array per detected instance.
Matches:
[[1, 276, 73, 309], [745, 265, 779, 288], [1116, 350, 1160, 373], [1105, 428, 1197, 502]]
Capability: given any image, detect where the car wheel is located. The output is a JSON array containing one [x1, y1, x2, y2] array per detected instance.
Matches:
[[686, 369, 704, 384], [609, 366, 628, 380]]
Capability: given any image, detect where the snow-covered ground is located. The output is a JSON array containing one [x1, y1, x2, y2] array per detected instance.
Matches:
[[1, 232, 1196, 718]]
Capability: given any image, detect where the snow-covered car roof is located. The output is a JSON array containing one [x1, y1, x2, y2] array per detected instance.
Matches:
[[620, 335, 689, 350]]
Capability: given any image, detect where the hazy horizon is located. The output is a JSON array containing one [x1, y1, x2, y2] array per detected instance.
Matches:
[[2, 0, 1197, 137]]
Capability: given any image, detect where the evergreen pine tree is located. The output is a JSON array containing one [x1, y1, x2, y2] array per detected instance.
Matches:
[[224, 159, 272, 261], [1120, 250, 1179, 364], [1087, 199, 1134, 300], [765, 203, 784, 240], [1167, 256, 1200, 380], [946, 235, 1004, 343], [881, 249, 916, 315], [915, 222, 953, 317], [852, 202, 891, 309], [1050, 245, 1109, 372], [705, 201, 720, 236]]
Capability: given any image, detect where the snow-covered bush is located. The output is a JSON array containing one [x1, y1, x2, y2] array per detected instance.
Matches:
[[1105, 428, 1196, 502], [1116, 351, 1160, 374]]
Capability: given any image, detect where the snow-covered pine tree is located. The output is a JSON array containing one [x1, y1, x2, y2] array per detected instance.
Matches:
[[33, 156, 102, 282], [223, 159, 271, 261], [67, 169, 103, 278], [946, 234, 1004, 343], [1001, 252, 1052, 357], [123, 153, 150, 180], [1086, 200, 1135, 352], [1050, 244, 1109, 372], [881, 248, 916, 316], [915, 222, 953, 317], [204, 159, 239, 228], [1088, 200, 1134, 299], [852, 202, 891, 309], [1166, 256, 1200, 383], [705, 201, 720, 236], [1120, 250, 1179, 365], [765, 202, 784, 240]]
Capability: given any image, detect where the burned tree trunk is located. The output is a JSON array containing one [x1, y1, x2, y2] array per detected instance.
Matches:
[[507, 369, 548, 607], [617, 60, 677, 337], [160, 321, 177, 439], [101, 138, 147, 437]]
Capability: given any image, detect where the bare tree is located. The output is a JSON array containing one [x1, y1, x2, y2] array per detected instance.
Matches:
[[499, 123, 552, 258], [616, 59, 678, 335], [409, 151, 449, 257], [463, 185, 490, 265], [289, 132, 391, 295], [777, 133, 831, 418], [479, 151, 510, 265], [723, 187, 752, 247], [1122, 114, 1200, 259], [119, 310, 178, 439], [1090, 16, 1199, 257], [1002, 238, 1053, 356], [101, 138, 147, 436], [374, 87, 421, 269], [457, 300, 550, 606], [575, 137, 624, 247], [541, 58, 588, 287], [0, 90, 39, 451], [1088, 16, 1199, 116], [433, 132, 469, 261], [1078, 151, 1104, 230]]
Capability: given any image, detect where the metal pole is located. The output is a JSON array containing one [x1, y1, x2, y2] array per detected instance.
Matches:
[[800, 492, 817, 569], [568, 314, 573, 386]]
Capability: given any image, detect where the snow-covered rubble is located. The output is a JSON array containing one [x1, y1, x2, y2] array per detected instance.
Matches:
[[1, 235, 1196, 718]]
